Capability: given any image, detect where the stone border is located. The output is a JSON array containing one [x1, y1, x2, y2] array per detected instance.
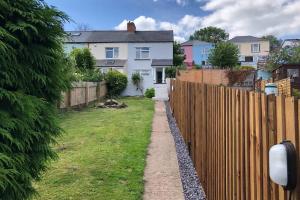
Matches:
[[165, 102, 206, 200]]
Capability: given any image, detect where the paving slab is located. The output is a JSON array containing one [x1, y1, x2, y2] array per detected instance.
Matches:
[[143, 101, 184, 200]]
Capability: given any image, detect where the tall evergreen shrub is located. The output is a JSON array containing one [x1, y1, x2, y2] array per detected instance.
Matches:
[[0, 0, 70, 199]]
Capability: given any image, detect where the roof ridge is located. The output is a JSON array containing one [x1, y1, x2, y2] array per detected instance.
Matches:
[[65, 30, 173, 32]]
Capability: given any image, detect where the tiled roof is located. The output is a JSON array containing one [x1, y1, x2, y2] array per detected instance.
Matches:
[[65, 31, 173, 43], [181, 40, 213, 46], [229, 36, 266, 43], [151, 59, 173, 66]]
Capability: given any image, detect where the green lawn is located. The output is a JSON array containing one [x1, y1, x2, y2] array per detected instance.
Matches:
[[34, 98, 154, 200]]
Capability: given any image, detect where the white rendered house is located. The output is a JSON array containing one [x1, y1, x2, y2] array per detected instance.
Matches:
[[65, 22, 173, 99]]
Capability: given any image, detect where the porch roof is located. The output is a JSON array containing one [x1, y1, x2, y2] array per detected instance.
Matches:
[[96, 59, 127, 67], [151, 59, 173, 67]]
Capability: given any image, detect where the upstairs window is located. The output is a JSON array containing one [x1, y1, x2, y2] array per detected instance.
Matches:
[[136, 47, 150, 59], [105, 47, 119, 59], [202, 48, 210, 55], [251, 43, 260, 53]]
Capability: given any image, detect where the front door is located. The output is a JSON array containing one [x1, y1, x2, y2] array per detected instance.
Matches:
[[156, 70, 162, 83]]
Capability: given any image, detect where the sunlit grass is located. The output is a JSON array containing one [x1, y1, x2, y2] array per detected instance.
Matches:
[[34, 98, 154, 200]]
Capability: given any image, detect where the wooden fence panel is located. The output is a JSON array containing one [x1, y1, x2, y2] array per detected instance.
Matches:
[[169, 79, 300, 200]]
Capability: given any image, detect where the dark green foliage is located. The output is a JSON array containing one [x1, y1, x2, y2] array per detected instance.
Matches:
[[208, 42, 239, 68], [0, 0, 71, 199], [173, 41, 185, 66], [189, 26, 229, 43], [292, 89, 300, 99], [105, 71, 128, 98], [145, 88, 155, 98], [69, 48, 102, 82], [70, 48, 95, 71], [131, 72, 143, 95], [81, 69, 103, 82], [165, 67, 176, 78], [262, 35, 282, 52]]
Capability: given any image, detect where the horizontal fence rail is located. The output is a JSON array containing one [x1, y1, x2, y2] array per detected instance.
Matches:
[[169, 79, 300, 200], [60, 81, 106, 109]]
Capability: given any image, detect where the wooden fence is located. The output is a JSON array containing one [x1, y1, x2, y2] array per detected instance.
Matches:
[[60, 81, 106, 109], [260, 78, 292, 96], [169, 79, 300, 200]]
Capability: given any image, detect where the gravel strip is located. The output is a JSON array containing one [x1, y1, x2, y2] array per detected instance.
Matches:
[[165, 101, 206, 200]]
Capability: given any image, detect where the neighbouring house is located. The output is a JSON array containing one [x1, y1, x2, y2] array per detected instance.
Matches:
[[181, 40, 214, 68], [65, 22, 173, 99], [181, 41, 193, 68], [229, 36, 270, 68], [281, 39, 300, 49], [272, 64, 300, 90]]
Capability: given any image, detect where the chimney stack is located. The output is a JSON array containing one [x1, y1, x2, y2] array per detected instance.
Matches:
[[127, 21, 136, 32]]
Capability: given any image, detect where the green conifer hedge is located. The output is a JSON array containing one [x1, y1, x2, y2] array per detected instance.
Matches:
[[0, 0, 70, 199]]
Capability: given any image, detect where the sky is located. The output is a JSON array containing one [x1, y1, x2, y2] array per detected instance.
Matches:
[[44, 0, 300, 42]]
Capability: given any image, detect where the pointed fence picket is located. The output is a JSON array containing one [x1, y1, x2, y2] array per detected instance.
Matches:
[[169, 79, 300, 200]]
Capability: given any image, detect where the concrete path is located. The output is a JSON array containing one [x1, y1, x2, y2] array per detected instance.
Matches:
[[143, 101, 184, 200]]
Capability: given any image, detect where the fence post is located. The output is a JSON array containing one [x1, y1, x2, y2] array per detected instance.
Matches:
[[67, 90, 72, 108], [96, 82, 101, 103], [85, 82, 89, 106]]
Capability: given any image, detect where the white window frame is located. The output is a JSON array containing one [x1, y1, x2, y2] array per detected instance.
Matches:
[[136, 47, 150, 59], [105, 47, 119, 59], [202, 48, 209, 55], [251, 43, 260, 53]]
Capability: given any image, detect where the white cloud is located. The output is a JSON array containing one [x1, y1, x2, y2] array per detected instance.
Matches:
[[115, 16, 157, 31], [115, 0, 300, 42], [115, 15, 202, 42], [201, 0, 300, 38], [176, 0, 189, 6]]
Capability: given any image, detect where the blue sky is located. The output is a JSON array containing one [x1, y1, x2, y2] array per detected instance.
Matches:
[[45, 0, 208, 30], [44, 0, 300, 41]]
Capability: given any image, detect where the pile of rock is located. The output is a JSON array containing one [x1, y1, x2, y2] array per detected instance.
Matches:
[[97, 99, 127, 109]]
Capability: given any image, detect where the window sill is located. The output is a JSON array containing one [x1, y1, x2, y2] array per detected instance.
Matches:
[[135, 59, 151, 61]]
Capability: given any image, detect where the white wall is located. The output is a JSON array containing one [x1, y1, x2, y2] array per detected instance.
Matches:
[[88, 43, 128, 60], [122, 42, 173, 96]]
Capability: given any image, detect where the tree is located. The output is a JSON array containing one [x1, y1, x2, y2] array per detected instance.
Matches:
[[173, 41, 185, 66], [266, 46, 300, 70], [262, 35, 282, 52], [208, 42, 239, 68], [189, 26, 229, 43], [70, 48, 96, 71], [75, 23, 92, 31], [0, 0, 71, 199]]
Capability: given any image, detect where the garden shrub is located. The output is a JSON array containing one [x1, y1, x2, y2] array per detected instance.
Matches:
[[0, 0, 71, 199], [145, 88, 155, 98], [165, 67, 176, 78], [70, 48, 95, 71], [105, 70, 128, 98], [292, 89, 300, 99], [239, 66, 256, 70], [81, 69, 103, 82]]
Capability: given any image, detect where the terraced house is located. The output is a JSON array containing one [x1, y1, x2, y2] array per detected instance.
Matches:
[[181, 40, 214, 68], [229, 36, 270, 68], [65, 22, 173, 98]]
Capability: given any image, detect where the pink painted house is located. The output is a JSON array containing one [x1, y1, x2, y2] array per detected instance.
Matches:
[[181, 41, 193, 68]]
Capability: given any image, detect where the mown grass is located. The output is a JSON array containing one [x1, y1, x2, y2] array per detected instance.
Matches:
[[34, 98, 154, 200]]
